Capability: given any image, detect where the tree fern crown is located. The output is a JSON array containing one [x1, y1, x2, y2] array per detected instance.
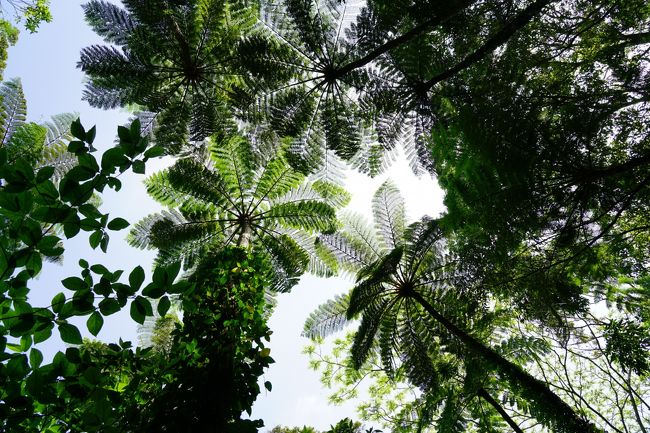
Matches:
[[129, 133, 348, 292]]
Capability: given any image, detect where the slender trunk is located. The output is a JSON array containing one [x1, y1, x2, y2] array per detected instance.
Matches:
[[422, 0, 553, 91], [331, 0, 476, 80], [408, 290, 601, 433], [237, 222, 252, 247], [477, 387, 525, 433]]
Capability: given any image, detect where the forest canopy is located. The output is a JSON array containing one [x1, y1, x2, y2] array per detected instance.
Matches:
[[0, 0, 649, 432]]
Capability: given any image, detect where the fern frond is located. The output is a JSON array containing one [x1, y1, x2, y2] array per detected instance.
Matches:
[[321, 97, 362, 160], [372, 180, 406, 249], [257, 233, 310, 292], [309, 148, 348, 185], [263, 200, 337, 233], [317, 232, 370, 275], [38, 143, 76, 180], [350, 295, 392, 368], [5, 122, 46, 163], [0, 78, 26, 146], [128, 210, 184, 250], [81, 83, 134, 110], [302, 293, 351, 339], [129, 111, 157, 138], [144, 168, 193, 208], [251, 152, 304, 204], [83, 0, 137, 45], [281, 228, 336, 278], [42, 112, 76, 148], [403, 218, 444, 269], [165, 158, 236, 213], [310, 179, 351, 208], [316, 210, 384, 274], [350, 131, 400, 178], [210, 135, 256, 200], [79, 45, 150, 80], [377, 303, 400, 378]]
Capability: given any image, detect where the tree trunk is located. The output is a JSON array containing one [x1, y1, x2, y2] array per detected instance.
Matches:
[[237, 222, 252, 248], [476, 387, 524, 433], [408, 290, 601, 433]]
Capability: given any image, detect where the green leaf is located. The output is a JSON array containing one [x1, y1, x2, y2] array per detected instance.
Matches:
[[142, 282, 164, 298], [117, 125, 131, 143], [18, 219, 42, 246], [79, 204, 102, 219], [86, 125, 97, 144], [33, 325, 52, 344], [61, 277, 87, 291], [70, 118, 86, 140], [36, 166, 55, 183], [107, 217, 129, 231], [157, 296, 171, 316], [58, 323, 82, 344], [87, 311, 104, 336], [89, 230, 102, 249], [264, 381, 272, 391], [20, 334, 32, 351], [98, 298, 120, 316], [63, 221, 81, 239], [14, 159, 35, 183], [66, 165, 96, 182], [130, 296, 152, 324], [144, 146, 164, 158], [7, 355, 29, 379], [52, 292, 66, 313], [66, 347, 81, 363], [130, 118, 141, 138], [101, 147, 129, 171], [100, 233, 109, 252], [132, 160, 145, 174], [90, 264, 109, 275], [30, 348, 43, 369], [129, 266, 145, 291], [165, 261, 181, 282], [68, 140, 86, 154], [37, 235, 63, 257]]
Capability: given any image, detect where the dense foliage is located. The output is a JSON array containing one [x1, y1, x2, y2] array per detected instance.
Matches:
[[1, 0, 648, 432]]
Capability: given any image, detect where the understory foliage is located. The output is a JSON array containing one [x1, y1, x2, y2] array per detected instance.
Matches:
[[1, 0, 649, 432]]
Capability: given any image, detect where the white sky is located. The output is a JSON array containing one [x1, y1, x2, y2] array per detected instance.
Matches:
[[6, 1, 444, 431]]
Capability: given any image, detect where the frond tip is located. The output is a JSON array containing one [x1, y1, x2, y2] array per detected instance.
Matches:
[[303, 293, 351, 339]]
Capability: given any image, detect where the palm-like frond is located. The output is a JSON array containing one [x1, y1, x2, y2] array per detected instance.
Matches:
[[0, 78, 26, 146], [83, 0, 137, 45], [302, 293, 351, 339], [38, 113, 78, 179], [372, 180, 406, 249], [131, 133, 343, 290], [79, 0, 255, 153], [235, 0, 368, 171], [313, 207, 387, 278]]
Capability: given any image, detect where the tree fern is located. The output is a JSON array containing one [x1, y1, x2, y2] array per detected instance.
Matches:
[[130, 132, 346, 292], [79, 0, 255, 153], [309, 182, 599, 433], [235, 0, 366, 171]]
